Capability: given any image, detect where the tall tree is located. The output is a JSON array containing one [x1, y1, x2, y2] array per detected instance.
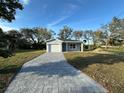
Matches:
[[0, 28, 7, 48], [109, 17, 124, 41], [94, 29, 104, 46], [20, 28, 36, 43], [101, 24, 110, 48], [33, 27, 53, 43], [6, 30, 21, 52], [20, 27, 53, 45], [0, 0, 23, 22], [83, 30, 94, 49], [83, 30, 93, 43], [101, 17, 124, 48], [73, 30, 83, 40], [0, 29, 21, 58], [58, 26, 73, 40]]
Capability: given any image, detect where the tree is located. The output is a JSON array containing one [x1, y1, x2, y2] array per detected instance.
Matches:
[[83, 30, 94, 49], [58, 26, 73, 40], [21, 27, 53, 43], [73, 30, 83, 40], [0, 0, 23, 22], [94, 29, 104, 46], [101, 17, 124, 48], [0, 28, 7, 48], [6, 30, 21, 52], [101, 24, 110, 48], [109, 17, 124, 45], [20, 27, 53, 49], [20, 28, 36, 43], [109, 17, 124, 33], [0, 28, 17, 58], [0, 28, 3, 33], [0, 0, 23, 58], [33, 27, 53, 43], [32, 27, 53, 49]]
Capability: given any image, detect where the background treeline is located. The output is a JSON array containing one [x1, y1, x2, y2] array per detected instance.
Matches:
[[0, 17, 124, 58], [0, 27, 55, 50], [58, 17, 124, 48], [0, 27, 55, 57]]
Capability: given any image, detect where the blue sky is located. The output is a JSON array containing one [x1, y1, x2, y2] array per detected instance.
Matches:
[[0, 0, 124, 34]]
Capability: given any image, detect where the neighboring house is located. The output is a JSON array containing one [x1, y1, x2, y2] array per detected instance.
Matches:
[[46, 39, 83, 52]]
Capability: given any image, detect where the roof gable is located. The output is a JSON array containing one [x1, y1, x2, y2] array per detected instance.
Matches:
[[47, 39, 63, 44]]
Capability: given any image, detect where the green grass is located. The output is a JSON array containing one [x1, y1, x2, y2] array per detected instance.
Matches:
[[64, 51, 124, 93], [102, 46, 124, 55], [0, 50, 45, 93]]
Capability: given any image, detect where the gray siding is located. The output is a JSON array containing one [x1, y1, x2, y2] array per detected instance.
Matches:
[[62, 43, 81, 52], [68, 43, 81, 51]]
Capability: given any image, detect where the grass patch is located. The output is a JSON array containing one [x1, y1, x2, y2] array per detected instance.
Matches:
[[64, 52, 124, 93], [102, 46, 124, 55], [0, 50, 45, 93]]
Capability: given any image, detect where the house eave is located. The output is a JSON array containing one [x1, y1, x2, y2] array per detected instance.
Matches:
[[63, 41, 83, 43]]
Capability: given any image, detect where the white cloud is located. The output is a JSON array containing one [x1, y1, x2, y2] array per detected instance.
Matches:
[[62, 3, 79, 15], [47, 16, 69, 27], [68, 3, 78, 10], [0, 24, 18, 32], [21, 0, 30, 5]]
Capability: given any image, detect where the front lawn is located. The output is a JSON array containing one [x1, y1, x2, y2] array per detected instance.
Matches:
[[104, 46, 124, 55], [0, 50, 45, 93], [64, 52, 124, 93]]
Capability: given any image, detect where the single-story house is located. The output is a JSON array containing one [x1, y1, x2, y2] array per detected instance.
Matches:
[[46, 39, 83, 52]]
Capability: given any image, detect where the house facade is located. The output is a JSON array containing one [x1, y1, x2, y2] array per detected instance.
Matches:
[[46, 39, 83, 52]]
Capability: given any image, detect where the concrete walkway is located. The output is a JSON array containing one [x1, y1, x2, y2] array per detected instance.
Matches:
[[5, 53, 108, 93]]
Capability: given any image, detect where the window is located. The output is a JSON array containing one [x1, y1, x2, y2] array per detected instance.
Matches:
[[69, 44, 76, 49]]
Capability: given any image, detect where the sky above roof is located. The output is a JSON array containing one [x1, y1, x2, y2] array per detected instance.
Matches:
[[0, 0, 124, 34]]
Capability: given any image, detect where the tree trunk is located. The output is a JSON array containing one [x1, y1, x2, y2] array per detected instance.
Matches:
[[105, 38, 109, 49]]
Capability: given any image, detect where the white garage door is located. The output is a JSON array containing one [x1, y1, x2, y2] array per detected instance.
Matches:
[[50, 44, 61, 52]]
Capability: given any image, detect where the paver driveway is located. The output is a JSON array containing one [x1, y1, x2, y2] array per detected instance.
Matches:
[[5, 53, 108, 93]]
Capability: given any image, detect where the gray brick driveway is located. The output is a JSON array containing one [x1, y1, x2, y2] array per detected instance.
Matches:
[[5, 53, 108, 93]]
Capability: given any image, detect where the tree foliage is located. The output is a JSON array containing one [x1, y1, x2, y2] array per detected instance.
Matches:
[[93, 29, 105, 45], [58, 26, 73, 40], [20, 28, 35, 43], [6, 30, 22, 52], [83, 30, 94, 48], [0, 15, 124, 58], [20, 27, 53, 43], [73, 30, 83, 40], [0, 27, 54, 58], [0, 28, 7, 47], [33, 27, 53, 43], [101, 17, 124, 47], [0, 0, 23, 22]]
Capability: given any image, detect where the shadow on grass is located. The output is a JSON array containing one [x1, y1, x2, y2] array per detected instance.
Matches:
[[66, 53, 124, 70], [1, 53, 124, 77], [0, 65, 21, 74], [0, 65, 21, 93], [15, 49, 41, 53], [65, 53, 124, 93]]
